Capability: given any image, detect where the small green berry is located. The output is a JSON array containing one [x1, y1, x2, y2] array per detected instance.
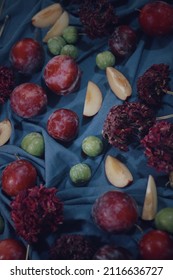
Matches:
[[69, 163, 91, 185], [0, 214, 4, 234], [47, 36, 66, 55], [21, 132, 44, 157], [60, 44, 78, 59], [62, 26, 78, 44], [96, 51, 115, 70], [82, 136, 103, 157], [155, 207, 173, 234]]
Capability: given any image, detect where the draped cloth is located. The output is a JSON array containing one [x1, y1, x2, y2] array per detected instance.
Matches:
[[0, 0, 173, 259]]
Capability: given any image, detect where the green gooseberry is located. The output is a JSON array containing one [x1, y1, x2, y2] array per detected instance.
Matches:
[[21, 132, 44, 157], [60, 44, 78, 59], [155, 207, 173, 233], [0, 214, 4, 234], [62, 26, 78, 44], [69, 163, 91, 185], [47, 36, 66, 55], [96, 50, 115, 70], [82, 136, 103, 157]]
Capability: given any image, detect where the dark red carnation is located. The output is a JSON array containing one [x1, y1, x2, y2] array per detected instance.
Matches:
[[0, 66, 15, 104], [11, 185, 63, 243], [50, 234, 95, 260], [79, 0, 118, 39], [141, 121, 173, 174], [102, 101, 155, 151], [137, 64, 170, 107]]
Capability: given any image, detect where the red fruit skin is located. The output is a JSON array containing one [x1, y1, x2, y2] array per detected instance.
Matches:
[[139, 230, 173, 260], [108, 25, 137, 59], [2, 159, 37, 197], [10, 83, 47, 118], [93, 245, 131, 260], [10, 38, 44, 75], [47, 109, 79, 142], [43, 55, 81, 95], [0, 239, 26, 260], [92, 191, 138, 233], [139, 1, 173, 36]]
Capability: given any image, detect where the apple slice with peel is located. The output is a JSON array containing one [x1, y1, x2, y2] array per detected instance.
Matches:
[[105, 155, 133, 188], [0, 119, 12, 146], [106, 67, 132, 100], [83, 81, 103, 117], [43, 11, 69, 42], [32, 3, 63, 28], [142, 175, 157, 221]]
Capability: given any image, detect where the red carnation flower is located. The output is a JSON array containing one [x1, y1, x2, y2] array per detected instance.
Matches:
[[141, 121, 173, 173], [102, 101, 155, 151], [79, 0, 118, 39], [0, 66, 15, 104], [137, 64, 170, 107], [50, 234, 95, 260], [11, 185, 63, 243]]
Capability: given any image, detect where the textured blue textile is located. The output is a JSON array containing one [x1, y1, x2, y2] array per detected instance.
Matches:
[[0, 0, 173, 260]]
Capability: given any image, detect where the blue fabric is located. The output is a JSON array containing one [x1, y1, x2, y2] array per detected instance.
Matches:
[[0, 0, 173, 260]]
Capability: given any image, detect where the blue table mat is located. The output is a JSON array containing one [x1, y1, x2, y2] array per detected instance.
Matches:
[[0, 0, 173, 259]]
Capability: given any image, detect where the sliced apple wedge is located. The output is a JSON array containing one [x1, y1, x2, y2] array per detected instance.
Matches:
[[106, 67, 132, 100], [43, 10, 69, 42], [142, 175, 158, 221], [32, 3, 63, 28], [83, 81, 103, 117], [0, 119, 12, 146], [105, 155, 133, 188]]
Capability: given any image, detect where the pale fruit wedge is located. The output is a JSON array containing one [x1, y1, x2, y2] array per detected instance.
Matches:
[[83, 81, 103, 117], [142, 175, 158, 221], [106, 67, 132, 100], [105, 155, 133, 188], [32, 3, 63, 28], [43, 11, 69, 42], [0, 119, 12, 146]]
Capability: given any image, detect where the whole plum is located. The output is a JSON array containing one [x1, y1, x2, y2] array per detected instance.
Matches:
[[93, 245, 131, 260], [47, 108, 79, 142], [92, 190, 138, 233], [108, 25, 137, 59], [139, 1, 173, 36], [43, 55, 81, 95], [139, 230, 173, 260], [2, 159, 37, 197], [10, 83, 47, 118], [10, 38, 44, 75], [0, 238, 26, 260]]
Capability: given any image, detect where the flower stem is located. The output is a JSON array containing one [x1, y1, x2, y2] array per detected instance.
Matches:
[[25, 244, 30, 260], [134, 223, 143, 233], [163, 89, 173, 95], [156, 114, 173, 120]]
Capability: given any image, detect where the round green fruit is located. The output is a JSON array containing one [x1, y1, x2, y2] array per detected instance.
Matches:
[[155, 207, 173, 233], [21, 132, 44, 157], [96, 51, 115, 70], [62, 26, 78, 44], [47, 36, 66, 55], [82, 136, 103, 157], [60, 44, 78, 59], [69, 163, 91, 185], [0, 214, 4, 234]]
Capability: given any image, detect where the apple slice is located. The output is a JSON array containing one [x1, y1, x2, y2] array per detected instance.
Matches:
[[83, 81, 103, 117], [105, 155, 133, 188], [0, 119, 12, 146], [43, 11, 69, 42], [142, 175, 157, 221], [32, 3, 63, 28], [106, 67, 132, 100]]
